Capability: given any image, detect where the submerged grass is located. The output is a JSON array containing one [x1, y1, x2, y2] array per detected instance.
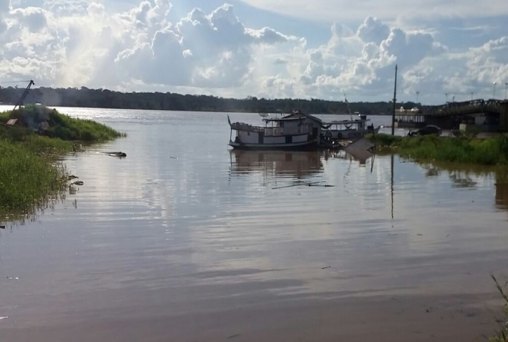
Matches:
[[0, 105, 123, 221], [0, 140, 66, 220], [368, 133, 508, 166]]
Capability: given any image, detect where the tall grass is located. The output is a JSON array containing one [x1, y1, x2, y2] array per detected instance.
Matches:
[[0, 140, 66, 220], [369, 134, 508, 165], [9, 105, 123, 142]]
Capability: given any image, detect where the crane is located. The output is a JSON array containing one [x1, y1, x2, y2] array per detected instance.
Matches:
[[13, 80, 35, 111]]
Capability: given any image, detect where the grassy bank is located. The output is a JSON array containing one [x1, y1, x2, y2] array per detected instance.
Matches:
[[368, 133, 508, 166], [0, 105, 123, 221]]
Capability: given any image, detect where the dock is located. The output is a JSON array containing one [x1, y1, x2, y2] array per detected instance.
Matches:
[[396, 99, 508, 132]]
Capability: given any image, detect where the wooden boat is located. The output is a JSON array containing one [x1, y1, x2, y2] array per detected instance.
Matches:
[[228, 111, 379, 150], [228, 110, 322, 150]]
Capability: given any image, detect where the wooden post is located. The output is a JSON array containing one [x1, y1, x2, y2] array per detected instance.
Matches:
[[391, 65, 398, 136]]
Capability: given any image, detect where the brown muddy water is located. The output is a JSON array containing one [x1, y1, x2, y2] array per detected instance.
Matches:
[[1, 108, 508, 341]]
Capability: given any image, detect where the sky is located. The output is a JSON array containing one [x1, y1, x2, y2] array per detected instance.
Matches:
[[0, 0, 507, 104]]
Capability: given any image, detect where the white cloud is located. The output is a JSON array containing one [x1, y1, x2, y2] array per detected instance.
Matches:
[[398, 36, 508, 102], [11, 6, 47, 31], [357, 17, 390, 44], [247, 27, 291, 44], [465, 37, 508, 94], [42, 0, 88, 15], [0, 1, 506, 104], [115, 3, 297, 89], [116, 28, 190, 85], [381, 28, 441, 67]]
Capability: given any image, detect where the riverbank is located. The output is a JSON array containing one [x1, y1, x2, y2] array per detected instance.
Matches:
[[368, 133, 508, 166], [0, 105, 123, 221]]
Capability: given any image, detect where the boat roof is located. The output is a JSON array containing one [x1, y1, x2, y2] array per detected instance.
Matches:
[[263, 110, 323, 124]]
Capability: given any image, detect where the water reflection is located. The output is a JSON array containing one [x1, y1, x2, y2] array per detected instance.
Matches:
[[448, 171, 478, 188], [496, 182, 508, 210], [331, 149, 375, 167], [229, 150, 324, 178], [419, 162, 508, 212], [229, 148, 376, 180], [0, 183, 69, 227]]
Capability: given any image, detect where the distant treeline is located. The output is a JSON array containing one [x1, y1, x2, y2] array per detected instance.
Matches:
[[0, 86, 426, 114]]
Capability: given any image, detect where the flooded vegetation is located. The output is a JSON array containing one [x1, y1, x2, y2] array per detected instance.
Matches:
[[0, 108, 507, 341], [370, 133, 508, 165], [0, 140, 67, 221], [0, 105, 123, 221]]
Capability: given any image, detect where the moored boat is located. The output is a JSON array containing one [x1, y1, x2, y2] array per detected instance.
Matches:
[[228, 110, 322, 150], [228, 111, 380, 150], [320, 114, 380, 147]]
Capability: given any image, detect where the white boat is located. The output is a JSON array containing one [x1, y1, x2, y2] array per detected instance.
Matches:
[[228, 110, 322, 150], [228, 111, 379, 150]]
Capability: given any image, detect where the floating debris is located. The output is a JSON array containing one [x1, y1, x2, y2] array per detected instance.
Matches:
[[71, 180, 84, 186], [272, 181, 334, 190], [105, 151, 126, 158]]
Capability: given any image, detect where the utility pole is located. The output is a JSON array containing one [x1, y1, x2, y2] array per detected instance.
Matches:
[[391, 65, 398, 136]]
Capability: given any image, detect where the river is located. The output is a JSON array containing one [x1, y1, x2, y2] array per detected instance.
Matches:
[[1, 107, 507, 341]]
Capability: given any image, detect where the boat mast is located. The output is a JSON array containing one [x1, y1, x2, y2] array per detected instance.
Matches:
[[391, 65, 398, 136]]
